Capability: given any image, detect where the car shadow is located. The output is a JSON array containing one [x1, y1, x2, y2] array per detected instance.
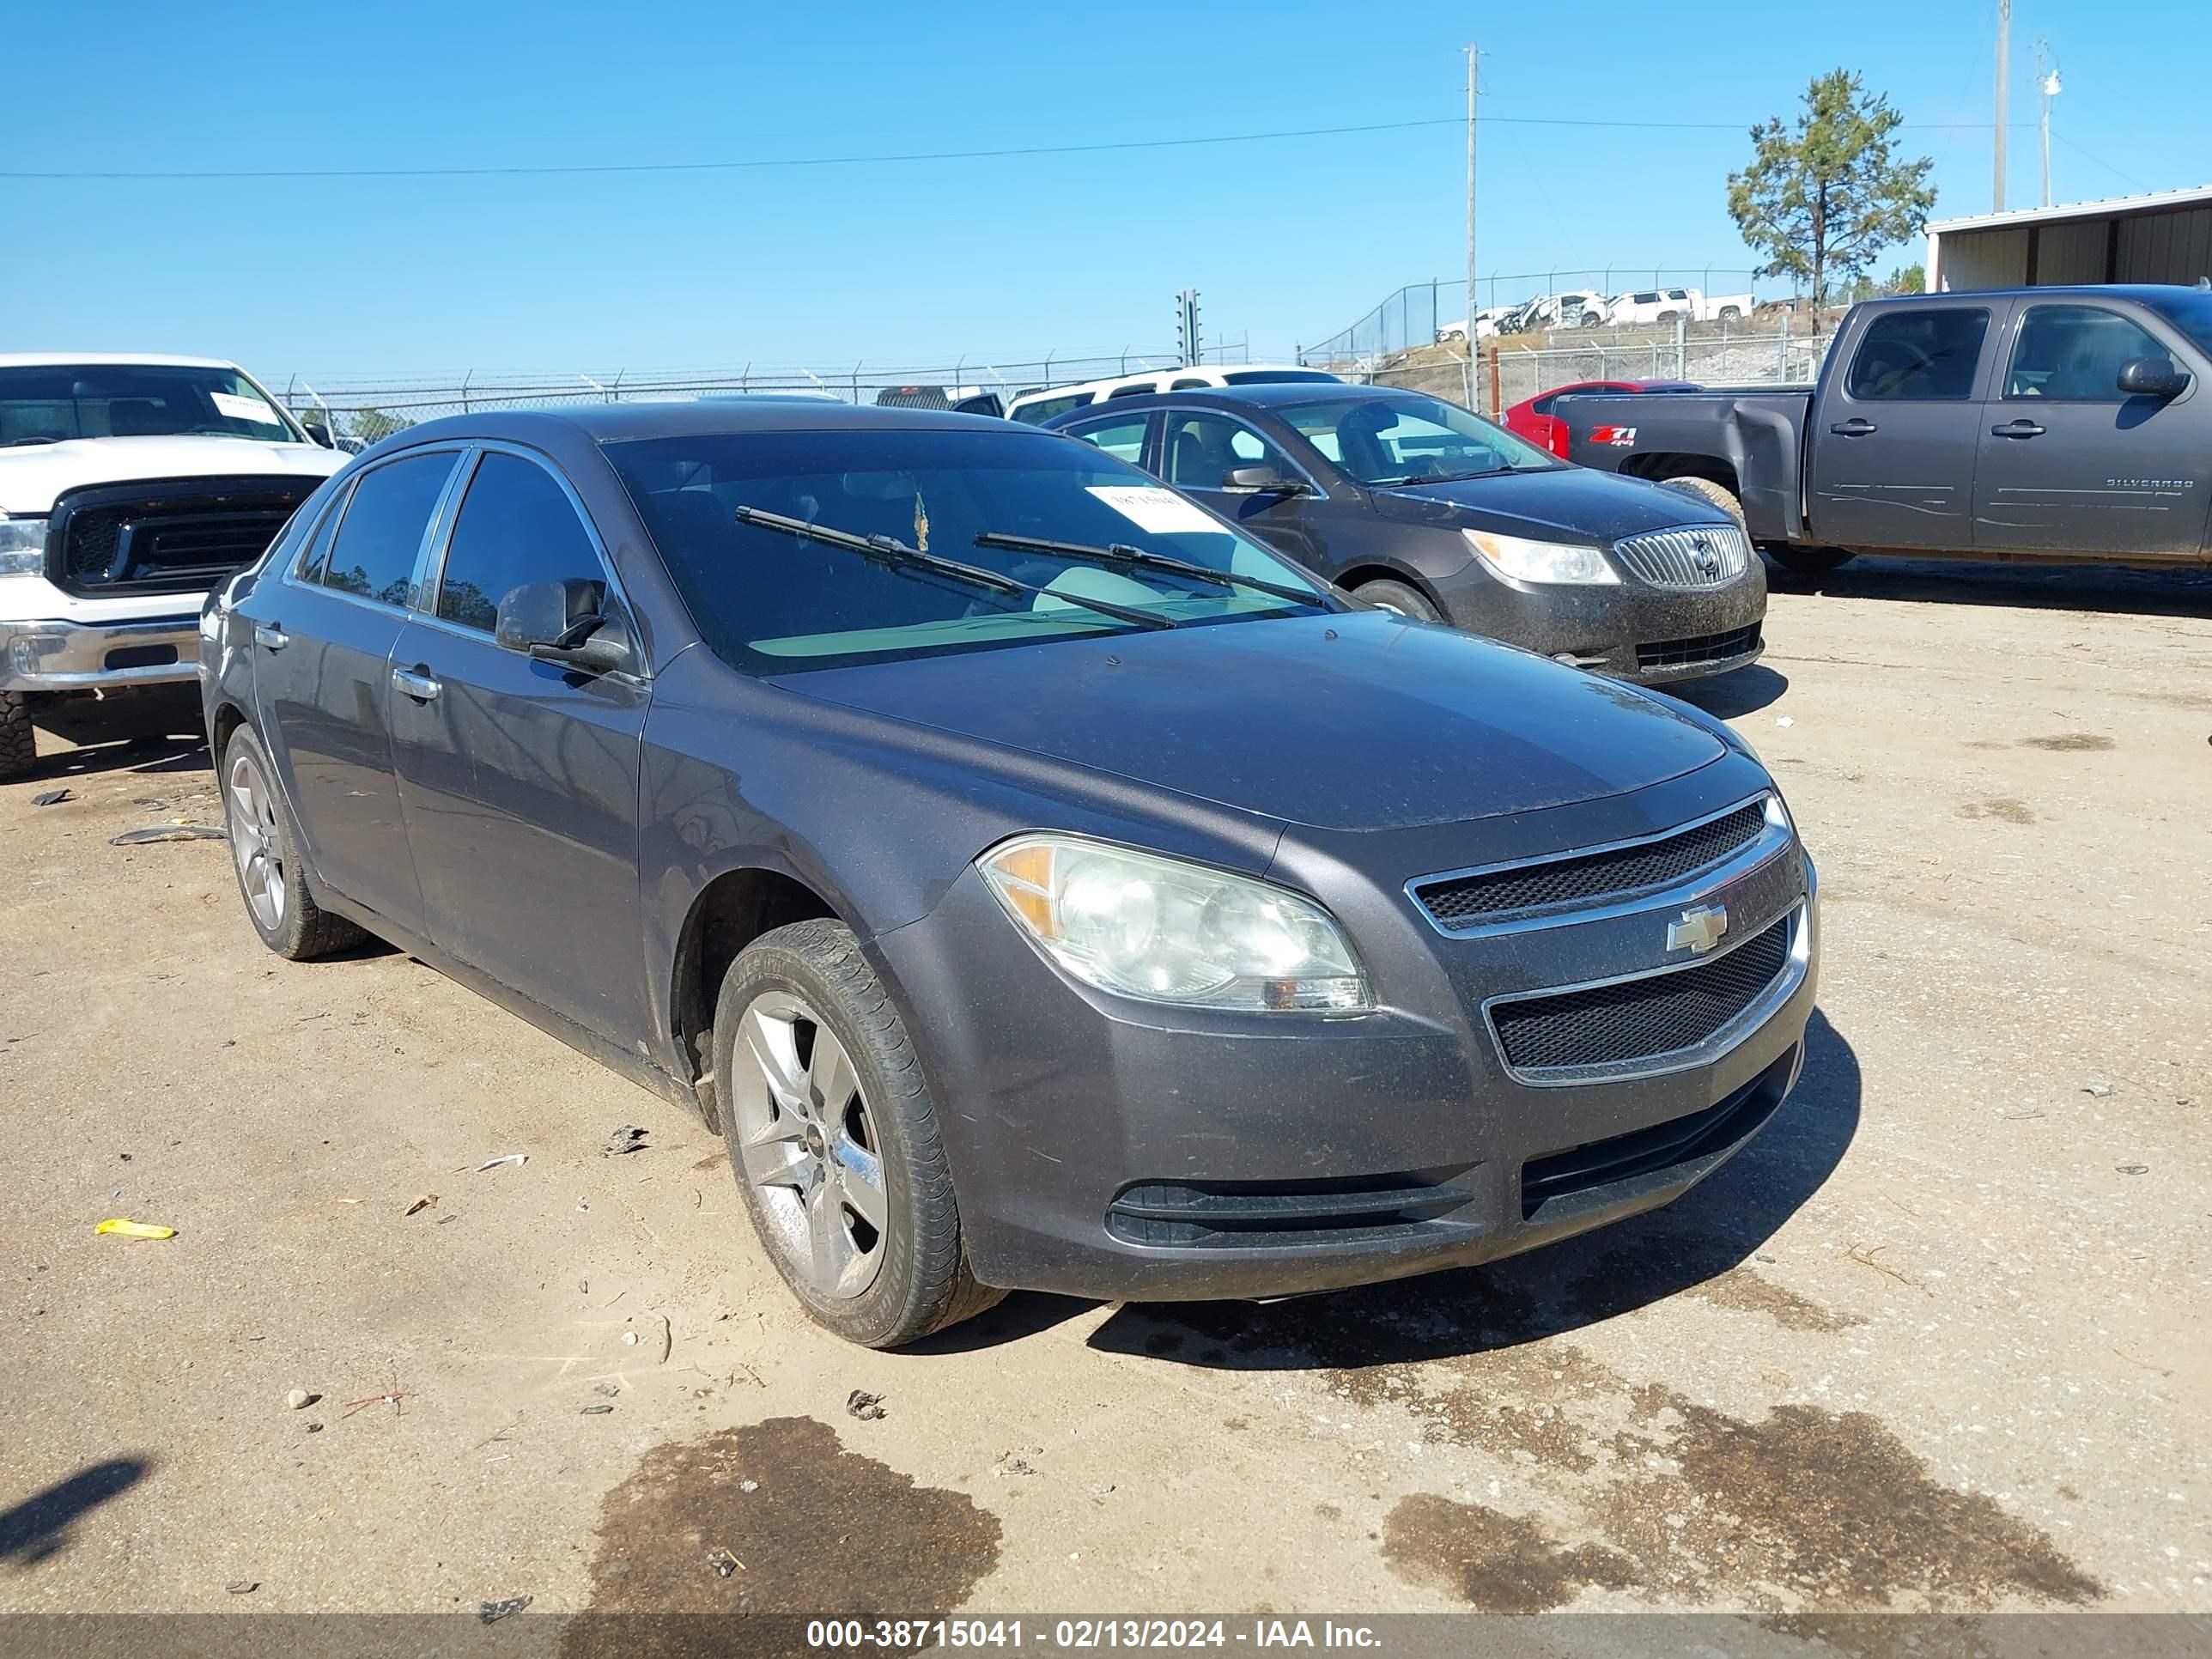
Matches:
[[1663, 663, 1790, 720], [1767, 555, 2212, 619], [1084, 1006, 1860, 1371], [21, 734, 210, 783], [0, 1458, 150, 1567]]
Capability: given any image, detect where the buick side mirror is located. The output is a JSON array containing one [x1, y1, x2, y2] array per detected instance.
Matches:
[[2117, 356, 2189, 399], [1223, 465, 1310, 495], [495, 578, 632, 676]]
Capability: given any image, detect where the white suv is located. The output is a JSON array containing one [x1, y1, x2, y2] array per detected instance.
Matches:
[[1006, 364, 1340, 425], [1, 354, 344, 779]]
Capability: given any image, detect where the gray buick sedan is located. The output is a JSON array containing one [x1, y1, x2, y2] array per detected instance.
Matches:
[[201, 400, 1819, 1348]]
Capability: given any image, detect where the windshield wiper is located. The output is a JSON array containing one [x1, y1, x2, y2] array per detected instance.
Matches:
[[730, 506, 1173, 631], [972, 531, 1329, 610], [1368, 466, 1513, 487]]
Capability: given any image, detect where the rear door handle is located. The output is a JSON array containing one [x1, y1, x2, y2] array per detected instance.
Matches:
[[252, 623, 287, 651], [1828, 418, 1878, 436], [1991, 420, 2046, 438], [391, 666, 441, 702]]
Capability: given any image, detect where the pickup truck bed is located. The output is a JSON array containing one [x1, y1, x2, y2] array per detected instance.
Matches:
[[1559, 285, 2212, 572]]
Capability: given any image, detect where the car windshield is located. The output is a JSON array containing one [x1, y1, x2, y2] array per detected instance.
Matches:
[[603, 428, 1330, 673], [1277, 390, 1558, 484], [2139, 290, 2212, 362], [0, 363, 301, 447]]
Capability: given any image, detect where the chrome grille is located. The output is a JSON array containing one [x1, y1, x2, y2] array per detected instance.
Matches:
[[1612, 524, 1751, 589]]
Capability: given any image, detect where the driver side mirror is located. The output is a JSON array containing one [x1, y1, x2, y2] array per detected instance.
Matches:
[[1223, 465, 1311, 495], [301, 420, 336, 449], [2117, 356, 2190, 399], [495, 578, 633, 676]]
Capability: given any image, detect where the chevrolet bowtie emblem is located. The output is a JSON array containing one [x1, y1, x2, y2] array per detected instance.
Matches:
[[1667, 904, 1729, 954]]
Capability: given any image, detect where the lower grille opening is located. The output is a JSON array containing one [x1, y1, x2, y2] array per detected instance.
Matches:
[[1519, 1048, 1795, 1220], [1107, 1168, 1478, 1249], [104, 644, 180, 672], [1636, 623, 1762, 671], [1491, 912, 1792, 1074]]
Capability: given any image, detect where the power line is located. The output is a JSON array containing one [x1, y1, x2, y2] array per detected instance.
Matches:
[[2, 114, 2056, 182]]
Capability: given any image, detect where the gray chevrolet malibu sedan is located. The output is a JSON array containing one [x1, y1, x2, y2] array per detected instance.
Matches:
[[200, 400, 1819, 1348]]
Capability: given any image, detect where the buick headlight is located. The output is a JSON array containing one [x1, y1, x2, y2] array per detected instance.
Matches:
[[0, 513, 47, 576], [1464, 528, 1618, 586], [980, 836, 1370, 1012]]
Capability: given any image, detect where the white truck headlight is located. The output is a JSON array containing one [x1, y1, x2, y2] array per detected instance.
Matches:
[[1464, 528, 1619, 586], [979, 836, 1371, 1012], [0, 513, 47, 576]]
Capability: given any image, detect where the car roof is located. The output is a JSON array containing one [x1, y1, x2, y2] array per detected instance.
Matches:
[[1044, 381, 1427, 421], [0, 351, 245, 370], [382, 398, 1025, 447], [1008, 364, 1325, 405]]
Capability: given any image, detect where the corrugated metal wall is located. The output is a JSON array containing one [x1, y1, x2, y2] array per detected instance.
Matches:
[[2115, 205, 2212, 283], [1939, 203, 2212, 289]]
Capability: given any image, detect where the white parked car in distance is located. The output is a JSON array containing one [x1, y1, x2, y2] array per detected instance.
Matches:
[[1006, 364, 1342, 426], [1607, 287, 1755, 325], [0, 353, 345, 779], [1433, 306, 1517, 345]]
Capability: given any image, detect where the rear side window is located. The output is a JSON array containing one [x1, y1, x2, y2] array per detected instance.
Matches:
[[2004, 305, 2167, 400], [293, 481, 354, 582], [435, 453, 600, 632], [319, 452, 457, 606], [1106, 381, 1159, 399], [1170, 377, 1212, 391], [1010, 393, 1085, 426], [1218, 369, 1340, 386], [1845, 308, 1990, 401], [1064, 413, 1149, 465]]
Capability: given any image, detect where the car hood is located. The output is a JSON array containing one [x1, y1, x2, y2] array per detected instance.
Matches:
[[0, 435, 343, 515], [770, 610, 1726, 832], [1369, 465, 1728, 544]]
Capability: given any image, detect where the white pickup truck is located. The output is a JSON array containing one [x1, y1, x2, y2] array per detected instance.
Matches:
[[1607, 287, 1756, 326], [1, 354, 344, 779]]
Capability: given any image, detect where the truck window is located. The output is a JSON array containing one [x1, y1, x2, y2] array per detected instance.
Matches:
[[1844, 308, 1990, 401], [1633, 292, 1661, 305], [2003, 306, 2166, 401]]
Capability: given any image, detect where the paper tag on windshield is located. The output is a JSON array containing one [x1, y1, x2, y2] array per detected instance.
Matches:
[[1085, 485, 1219, 536], [210, 391, 279, 425]]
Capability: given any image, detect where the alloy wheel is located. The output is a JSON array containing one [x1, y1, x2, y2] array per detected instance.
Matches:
[[226, 749, 287, 932], [728, 990, 888, 1299]]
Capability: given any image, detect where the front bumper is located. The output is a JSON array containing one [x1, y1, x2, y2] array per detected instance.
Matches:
[[1, 614, 202, 692], [873, 763, 1818, 1302], [1430, 550, 1768, 684]]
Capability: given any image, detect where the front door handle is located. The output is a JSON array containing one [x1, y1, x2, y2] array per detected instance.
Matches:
[[391, 665, 441, 702], [1991, 419, 2046, 438], [252, 623, 287, 651], [1828, 418, 1878, 436]]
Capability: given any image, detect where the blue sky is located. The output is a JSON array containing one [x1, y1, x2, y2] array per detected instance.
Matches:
[[7, 1, 2204, 382]]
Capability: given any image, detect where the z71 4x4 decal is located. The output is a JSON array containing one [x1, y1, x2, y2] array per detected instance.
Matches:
[[1589, 425, 1638, 447]]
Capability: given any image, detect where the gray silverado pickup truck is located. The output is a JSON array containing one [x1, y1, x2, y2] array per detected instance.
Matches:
[[1559, 285, 2212, 575]]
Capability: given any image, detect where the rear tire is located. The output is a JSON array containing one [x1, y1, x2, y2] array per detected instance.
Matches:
[[1765, 544, 1857, 576], [1353, 578, 1441, 623], [1718, 306, 1742, 321], [0, 691, 36, 782], [1657, 474, 1747, 532], [219, 725, 366, 960], [1580, 312, 1603, 329], [714, 919, 1003, 1349]]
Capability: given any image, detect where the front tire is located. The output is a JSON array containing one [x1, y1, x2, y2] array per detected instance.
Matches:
[[1657, 474, 1747, 532], [1765, 544, 1857, 576], [714, 919, 1002, 1348], [0, 691, 36, 782], [220, 725, 365, 960], [1353, 577, 1441, 623]]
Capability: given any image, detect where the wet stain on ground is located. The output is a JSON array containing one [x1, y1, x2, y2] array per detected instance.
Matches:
[[562, 1416, 1000, 1657], [1333, 1342, 1618, 1473], [2019, 733, 2114, 752], [1383, 1494, 1635, 1612], [1384, 1396, 2104, 1613], [1956, 798, 2038, 825], [1679, 1265, 1866, 1334], [691, 1152, 728, 1173]]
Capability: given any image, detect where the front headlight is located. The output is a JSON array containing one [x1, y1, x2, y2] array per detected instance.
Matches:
[[979, 836, 1371, 1012], [1463, 528, 1619, 586], [0, 513, 48, 576]]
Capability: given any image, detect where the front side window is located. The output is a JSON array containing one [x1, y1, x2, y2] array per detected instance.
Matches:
[[436, 452, 601, 632], [1278, 391, 1555, 485], [319, 452, 457, 607], [1633, 292, 1661, 306], [2004, 305, 2168, 400], [604, 428, 1328, 674], [1844, 308, 1990, 401], [1161, 412, 1285, 488], [0, 362, 301, 447], [1065, 414, 1149, 465]]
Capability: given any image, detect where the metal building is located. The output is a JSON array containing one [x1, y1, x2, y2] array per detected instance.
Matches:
[[1927, 185, 2212, 290]]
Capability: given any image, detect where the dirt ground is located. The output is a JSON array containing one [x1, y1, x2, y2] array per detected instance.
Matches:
[[2, 556, 2207, 1628]]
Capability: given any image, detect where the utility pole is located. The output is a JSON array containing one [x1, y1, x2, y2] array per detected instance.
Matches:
[[1463, 42, 1479, 408], [2037, 40, 2061, 208], [1993, 0, 2010, 212]]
